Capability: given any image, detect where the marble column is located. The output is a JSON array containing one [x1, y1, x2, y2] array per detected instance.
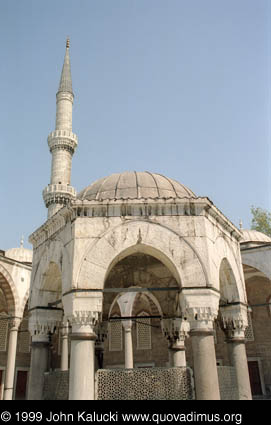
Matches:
[[220, 304, 252, 400], [27, 333, 50, 400], [122, 320, 133, 369], [171, 340, 186, 367], [190, 326, 220, 400], [60, 321, 69, 371], [27, 307, 63, 400], [69, 312, 99, 400], [3, 318, 21, 400], [179, 289, 220, 400]]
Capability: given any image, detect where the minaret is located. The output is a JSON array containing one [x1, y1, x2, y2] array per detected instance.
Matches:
[[43, 38, 78, 218]]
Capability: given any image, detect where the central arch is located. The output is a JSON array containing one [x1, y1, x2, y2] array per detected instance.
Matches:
[[76, 220, 207, 290]]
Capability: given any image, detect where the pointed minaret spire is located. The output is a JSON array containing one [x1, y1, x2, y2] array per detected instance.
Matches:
[[58, 37, 73, 95], [43, 39, 78, 218]]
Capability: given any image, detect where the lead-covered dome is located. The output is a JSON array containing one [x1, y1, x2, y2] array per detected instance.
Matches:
[[77, 171, 196, 201], [240, 229, 271, 246], [6, 246, 33, 263]]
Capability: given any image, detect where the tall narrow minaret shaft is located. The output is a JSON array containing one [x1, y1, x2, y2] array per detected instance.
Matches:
[[43, 39, 78, 218]]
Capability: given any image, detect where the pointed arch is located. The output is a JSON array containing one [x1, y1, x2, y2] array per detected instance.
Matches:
[[213, 235, 246, 303], [0, 263, 19, 316], [219, 258, 240, 304]]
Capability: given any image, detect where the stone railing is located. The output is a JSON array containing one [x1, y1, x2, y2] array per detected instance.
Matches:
[[95, 367, 194, 400], [43, 366, 238, 400]]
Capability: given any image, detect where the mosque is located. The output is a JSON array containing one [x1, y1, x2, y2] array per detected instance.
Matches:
[[0, 40, 271, 400]]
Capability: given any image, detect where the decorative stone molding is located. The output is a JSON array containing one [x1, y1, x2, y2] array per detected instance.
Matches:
[[161, 318, 190, 344], [29, 211, 68, 248], [219, 303, 248, 340]]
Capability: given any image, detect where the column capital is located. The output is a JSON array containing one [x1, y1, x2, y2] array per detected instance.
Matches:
[[28, 308, 63, 338], [219, 303, 248, 340], [60, 319, 69, 337], [179, 289, 220, 331], [8, 316, 22, 330], [67, 310, 100, 335], [122, 319, 133, 332], [161, 318, 190, 344], [63, 291, 103, 334]]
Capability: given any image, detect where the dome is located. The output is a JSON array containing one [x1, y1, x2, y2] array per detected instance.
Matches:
[[78, 171, 196, 201], [6, 244, 33, 264], [240, 229, 271, 246]]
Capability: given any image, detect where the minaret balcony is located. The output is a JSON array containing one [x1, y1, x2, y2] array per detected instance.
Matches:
[[43, 184, 76, 207], [48, 130, 78, 153]]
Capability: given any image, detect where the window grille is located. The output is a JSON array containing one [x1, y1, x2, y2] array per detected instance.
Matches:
[[109, 316, 123, 352], [244, 312, 254, 342], [136, 312, 151, 350], [18, 319, 30, 353], [0, 317, 8, 351]]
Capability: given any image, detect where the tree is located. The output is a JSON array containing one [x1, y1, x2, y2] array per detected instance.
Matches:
[[251, 206, 271, 237]]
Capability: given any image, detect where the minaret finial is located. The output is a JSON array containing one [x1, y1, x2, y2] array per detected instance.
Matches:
[[66, 37, 70, 49]]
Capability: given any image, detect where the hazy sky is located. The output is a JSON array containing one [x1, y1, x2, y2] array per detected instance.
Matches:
[[0, 0, 270, 250]]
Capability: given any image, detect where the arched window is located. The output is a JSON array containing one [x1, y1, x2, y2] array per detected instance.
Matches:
[[136, 312, 151, 350], [109, 316, 123, 352]]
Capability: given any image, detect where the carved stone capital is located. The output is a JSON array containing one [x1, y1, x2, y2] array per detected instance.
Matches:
[[67, 310, 100, 334], [179, 289, 220, 331], [186, 307, 218, 331], [28, 308, 63, 338], [161, 318, 190, 344], [219, 303, 248, 340], [63, 291, 103, 318]]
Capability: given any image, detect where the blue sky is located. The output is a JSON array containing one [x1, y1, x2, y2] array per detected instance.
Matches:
[[0, 0, 270, 250]]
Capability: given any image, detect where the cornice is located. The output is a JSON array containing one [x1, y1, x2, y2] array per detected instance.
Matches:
[[29, 196, 241, 249]]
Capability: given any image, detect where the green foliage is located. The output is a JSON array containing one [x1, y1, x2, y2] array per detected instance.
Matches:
[[251, 206, 271, 237]]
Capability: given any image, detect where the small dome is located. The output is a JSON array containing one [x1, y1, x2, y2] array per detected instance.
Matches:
[[78, 171, 196, 201], [6, 246, 33, 263], [240, 229, 271, 246]]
